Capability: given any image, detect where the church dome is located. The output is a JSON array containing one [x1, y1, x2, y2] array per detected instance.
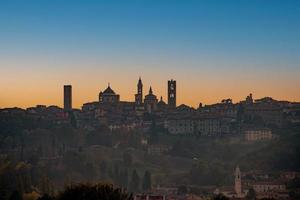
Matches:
[[158, 96, 166, 106], [145, 86, 157, 99], [103, 85, 116, 94]]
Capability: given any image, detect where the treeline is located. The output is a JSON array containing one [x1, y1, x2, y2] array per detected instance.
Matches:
[[6, 183, 133, 200], [0, 160, 56, 200], [0, 154, 152, 199], [168, 131, 300, 186], [103, 163, 152, 193], [238, 132, 300, 171]]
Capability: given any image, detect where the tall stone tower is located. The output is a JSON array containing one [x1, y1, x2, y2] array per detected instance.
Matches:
[[168, 79, 176, 108], [235, 166, 242, 197], [135, 77, 143, 105], [64, 85, 72, 111]]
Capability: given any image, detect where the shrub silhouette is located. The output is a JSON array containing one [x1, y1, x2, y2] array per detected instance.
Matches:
[[57, 183, 133, 200], [213, 194, 229, 200], [37, 194, 54, 200]]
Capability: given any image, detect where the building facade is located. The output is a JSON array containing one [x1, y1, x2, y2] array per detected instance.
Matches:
[[244, 128, 273, 141], [253, 182, 286, 193], [166, 118, 194, 135], [166, 114, 231, 136]]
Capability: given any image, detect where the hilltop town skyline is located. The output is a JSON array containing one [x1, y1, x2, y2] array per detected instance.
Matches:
[[1, 72, 300, 200], [1, 75, 300, 109]]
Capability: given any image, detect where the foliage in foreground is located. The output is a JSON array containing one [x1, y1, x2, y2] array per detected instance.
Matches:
[[37, 183, 133, 200]]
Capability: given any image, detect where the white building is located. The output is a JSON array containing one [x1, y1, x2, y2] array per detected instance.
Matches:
[[253, 181, 286, 193], [244, 128, 273, 141], [166, 114, 230, 136], [166, 118, 194, 135]]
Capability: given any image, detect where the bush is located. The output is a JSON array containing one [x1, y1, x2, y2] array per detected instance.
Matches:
[[57, 183, 132, 200]]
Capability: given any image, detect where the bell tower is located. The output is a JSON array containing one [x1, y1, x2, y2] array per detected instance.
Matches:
[[235, 166, 242, 197], [135, 77, 143, 105], [168, 79, 176, 109]]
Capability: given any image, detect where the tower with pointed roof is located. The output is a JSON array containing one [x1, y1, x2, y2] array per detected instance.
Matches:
[[235, 166, 242, 197], [135, 77, 143, 105]]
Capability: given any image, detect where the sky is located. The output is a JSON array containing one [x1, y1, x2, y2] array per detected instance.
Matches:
[[0, 0, 299, 108]]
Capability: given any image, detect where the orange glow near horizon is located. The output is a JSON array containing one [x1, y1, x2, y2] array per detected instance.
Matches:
[[1, 62, 300, 109]]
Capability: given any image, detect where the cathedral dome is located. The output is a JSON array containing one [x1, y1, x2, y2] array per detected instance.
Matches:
[[103, 85, 116, 94], [145, 86, 157, 99], [99, 84, 120, 103], [158, 96, 166, 106]]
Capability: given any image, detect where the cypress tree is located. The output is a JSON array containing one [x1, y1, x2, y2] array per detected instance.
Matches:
[[142, 170, 151, 191], [129, 169, 140, 192]]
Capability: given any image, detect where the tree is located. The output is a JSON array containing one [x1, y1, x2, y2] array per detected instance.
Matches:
[[37, 194, 54, 200], [51, 137, 56, 157], [84, 162, 96, 181], [9, 190, 23, 200], [189, 161, 209, 185], [120, 168, 128, 188], [40, 175, 51, 195], [113, 163, 120, 185], [142, 171, 151, 191], [129, 169, 140, 192], [20, 136, 25, 161], [57, 183, 133, 200], [213, 194, 229, 200], [177, 185, 188, 195], [100, 161, 108, 178], [123, 152, 133, 166], [245, 188, 256, 200]]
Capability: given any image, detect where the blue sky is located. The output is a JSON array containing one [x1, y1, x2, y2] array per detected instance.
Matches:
[[1, 0, 299, 61], [0, 0, 300, 108]]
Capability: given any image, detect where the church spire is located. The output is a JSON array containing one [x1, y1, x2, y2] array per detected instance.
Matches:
[[135, 77, 143, 105], [235, 165, 242, 197], [138, 76, 142, 86], [149, 86, 153, 94]]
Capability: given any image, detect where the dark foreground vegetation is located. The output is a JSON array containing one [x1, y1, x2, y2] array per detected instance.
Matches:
[[8, 183, 133, 200], [6, 183, 238, 200]]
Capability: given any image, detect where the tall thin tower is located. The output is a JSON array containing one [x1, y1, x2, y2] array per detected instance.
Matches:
[[64, 85, 72, 111], [168, 79, 176, 108], [135, 77, 143, 105], [235, 166, 242, 197]]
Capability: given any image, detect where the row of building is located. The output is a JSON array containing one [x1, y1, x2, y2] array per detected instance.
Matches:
[[133, 167, 298, 200], [64, 78, 177, 114], [1, 78, 300, 137], [214, 166, 298, 199], [60, 78, 300, 135]]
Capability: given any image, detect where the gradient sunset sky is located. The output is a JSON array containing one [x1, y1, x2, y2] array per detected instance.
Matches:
[[0, 0, 299, 108]]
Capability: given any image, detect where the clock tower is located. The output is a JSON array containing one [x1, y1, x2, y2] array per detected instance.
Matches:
[[168, 79, 176, 109]]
